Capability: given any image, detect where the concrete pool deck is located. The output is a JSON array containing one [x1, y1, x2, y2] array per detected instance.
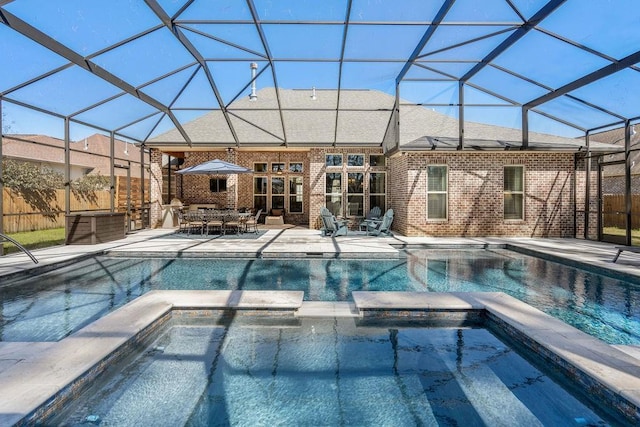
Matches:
[[1, 227, 640, 425], [1, 226, 639, 279]]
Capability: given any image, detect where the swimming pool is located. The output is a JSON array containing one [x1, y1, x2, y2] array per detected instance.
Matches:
[[50, 317, 618, 426], [1, 249, 639, 344]]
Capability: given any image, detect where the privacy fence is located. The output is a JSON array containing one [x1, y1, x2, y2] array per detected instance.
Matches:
[[2, 177, 149, 233], [602, 194, 640, 229]]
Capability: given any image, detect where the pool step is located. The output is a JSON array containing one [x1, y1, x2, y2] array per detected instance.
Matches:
[[296, 301, 361, 318]]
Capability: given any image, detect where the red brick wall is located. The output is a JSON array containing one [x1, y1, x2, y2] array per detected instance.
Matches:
[[150, 149, 163, 227], [178, 151, 239, 209], [161, 150, 311, 226], [389, 152, 576, 237], [150, 148, 578, 237], [308, 147, 386, 230]]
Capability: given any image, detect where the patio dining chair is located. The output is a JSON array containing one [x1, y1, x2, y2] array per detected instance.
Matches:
[[204, 210, 224, 235], [366, 208, 394, 236], [245, 209, 262, 233], [183, 211, 205, 235], [175, 208, 188, 233], [320, 207, 348, 237], [224, 212, 242, 235]]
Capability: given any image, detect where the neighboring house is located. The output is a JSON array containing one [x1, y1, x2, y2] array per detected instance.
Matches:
[[147, 88, 620, 237], [2, 133, 147, 180], [588, 127, 640, 195]]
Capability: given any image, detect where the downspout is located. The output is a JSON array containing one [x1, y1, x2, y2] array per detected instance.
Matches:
[[458, 81, 464, 150], [110, 132, 115, 212], [64, 117, 70, 215], [140, 144, 146, 228], [0, 99, 4, 256], [625, 121, 632, 246], [584, 131, 591, 239], [521, 107, 529, 150]]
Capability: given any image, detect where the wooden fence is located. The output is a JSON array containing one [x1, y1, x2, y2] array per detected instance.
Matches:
[[602, 194, 640, 229], [2, 176, 149, 233]]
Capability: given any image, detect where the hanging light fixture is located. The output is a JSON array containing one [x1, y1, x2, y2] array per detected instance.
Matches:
[[311, 86, 317, 101], [276, 151, 283, 175]]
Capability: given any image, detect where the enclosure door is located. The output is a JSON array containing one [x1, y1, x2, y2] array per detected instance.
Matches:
[[599, 161, 627, 244]]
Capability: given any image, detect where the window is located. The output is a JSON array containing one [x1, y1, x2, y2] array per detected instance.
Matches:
[[427, 166, 447, 220], [209, 178, 227, 192], [504, 165, 524, 220], [271, 162, 285, 174], [253, 177, 267, 213], [347, 172, 364, 216], [271, 176, 285, 210], [254, 162, 268, 173], [325, 172, 342, 216], [369, 172, 386, 212], [370, 154, 385, 167], [326, 154, 342, 167], [289, 177, 303, 213], [289, 162, 303, 173], [348, 154, 364, 167]]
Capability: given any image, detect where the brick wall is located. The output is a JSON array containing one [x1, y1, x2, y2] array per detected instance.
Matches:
[[150, 149, 163, 228], [235, 150, 310, 226], [153, 150, 312, 226], [150, 148, 578, 237], [308, 147, 386, 230], [389, 151, 576, 237]]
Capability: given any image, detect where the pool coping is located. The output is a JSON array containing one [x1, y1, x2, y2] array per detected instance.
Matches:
[[1, 290, 639, 426]]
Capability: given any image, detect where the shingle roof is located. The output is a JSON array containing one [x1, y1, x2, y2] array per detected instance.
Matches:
[[148, 88, 620, 153]]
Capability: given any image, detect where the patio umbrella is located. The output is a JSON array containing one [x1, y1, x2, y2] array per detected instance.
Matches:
[[176, 159, 253, 175]]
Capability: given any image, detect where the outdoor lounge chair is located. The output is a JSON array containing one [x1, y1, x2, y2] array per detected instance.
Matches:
[[366, 208, 393, 236], [320, 207, 348, 237], [359, 206, 382, 231]]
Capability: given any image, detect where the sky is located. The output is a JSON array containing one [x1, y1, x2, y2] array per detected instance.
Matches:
[[1, 0, 639, 143]]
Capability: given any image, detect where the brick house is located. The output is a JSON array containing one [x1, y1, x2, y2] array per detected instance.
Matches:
[[146, 89, 618, 237], [2, 133, 146, 179]]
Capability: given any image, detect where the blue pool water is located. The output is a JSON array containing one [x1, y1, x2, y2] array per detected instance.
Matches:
[[51, 318, 617, 426], [1, 249, 639, 344]]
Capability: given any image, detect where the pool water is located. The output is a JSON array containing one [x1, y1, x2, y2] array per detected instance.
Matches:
[[51, 317, 617, 426], [1, 249, 639, 344]]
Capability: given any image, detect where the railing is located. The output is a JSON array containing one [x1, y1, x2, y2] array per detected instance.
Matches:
[[0, 233, 38, 263]]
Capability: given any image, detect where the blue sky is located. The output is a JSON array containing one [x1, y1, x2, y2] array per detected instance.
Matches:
[[1, 0, 639, 142]]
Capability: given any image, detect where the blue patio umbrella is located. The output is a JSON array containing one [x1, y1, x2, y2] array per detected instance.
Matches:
[[176, 159, 253, 175]]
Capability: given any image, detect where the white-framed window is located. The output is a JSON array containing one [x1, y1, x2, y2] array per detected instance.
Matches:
[[271, 162, 285, 174], [504, 165, 524, 220], [369, 172, 386, 212], [289, 176, 303, 213], [289, 162, 303, 173], [347, 172, 364, 216], [254, 162, 268, 173], [326, 154, 342, 167], [347, 154, 364, 167], [253, 176, 268, 213], [427, 165, 447, 220], [271, 176, 285, 211], [370, 154, 385, 167], [325, 172, 342, 216]]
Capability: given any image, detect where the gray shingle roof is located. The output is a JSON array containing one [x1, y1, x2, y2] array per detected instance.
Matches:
[[149, 88, 620, 153]]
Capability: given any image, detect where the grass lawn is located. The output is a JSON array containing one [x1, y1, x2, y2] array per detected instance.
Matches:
[[2, 228, 66, 255], [602, 227, 640, 246]]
